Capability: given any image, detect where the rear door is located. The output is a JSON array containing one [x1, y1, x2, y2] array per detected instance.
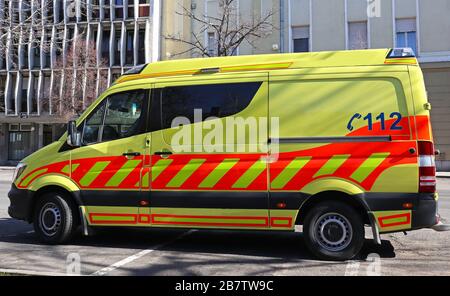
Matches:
[[148, 74, 271, 229]]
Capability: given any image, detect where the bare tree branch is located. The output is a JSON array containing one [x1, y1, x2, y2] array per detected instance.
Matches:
[[50, 36, 108, 121], [166, 0, 276, 58]]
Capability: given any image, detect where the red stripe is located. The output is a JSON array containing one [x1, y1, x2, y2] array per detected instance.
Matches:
[[270, 217, 293, 228], [89, 213, 139, 225], [151, 214, 269, 227], [378, 213, 411, 228]]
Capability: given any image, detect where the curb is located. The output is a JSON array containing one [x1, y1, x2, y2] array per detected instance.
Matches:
[[0, 268, 78, 276]]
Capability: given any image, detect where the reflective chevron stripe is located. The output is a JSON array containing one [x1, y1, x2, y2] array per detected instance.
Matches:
[[166, 159, 206, 188], [351, 153, 390, 183], [20, 168, 48, 187], [232, 159, 267, 189], [152, 159, 173, 181], [314, 155, 350, 178], [79, 161, 111, 187], [200, 159, 240, 188], [271, 157, 311, 189], [106, 160, 142, 187], [17, 140, 413, 192]]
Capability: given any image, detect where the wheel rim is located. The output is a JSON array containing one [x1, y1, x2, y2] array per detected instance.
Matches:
[[39, 202, 62, 237], [314, 213, 353, 252]]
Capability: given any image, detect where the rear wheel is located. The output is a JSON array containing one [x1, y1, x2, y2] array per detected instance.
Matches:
[[303, 201, 365, 261], [33, 192, 78, 244]]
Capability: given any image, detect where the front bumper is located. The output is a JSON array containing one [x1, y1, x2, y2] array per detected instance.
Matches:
[[8, 184, 34, 222]]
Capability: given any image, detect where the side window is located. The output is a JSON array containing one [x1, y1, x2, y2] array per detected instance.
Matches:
[[102, 90, 146, 141], [82, 100, 106, 144], [82, 90, 148, 144], [160, 82, 262, 129]]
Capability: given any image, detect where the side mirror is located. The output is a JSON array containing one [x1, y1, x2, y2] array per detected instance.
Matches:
[[67, 120, 82, 147]]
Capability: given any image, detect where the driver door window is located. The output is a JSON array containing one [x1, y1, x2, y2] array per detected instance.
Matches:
[[82, 90, 147, 145]]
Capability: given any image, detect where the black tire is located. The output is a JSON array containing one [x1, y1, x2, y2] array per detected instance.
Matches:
[[33, 192, 78, 244], [303, 201, 365, 261]]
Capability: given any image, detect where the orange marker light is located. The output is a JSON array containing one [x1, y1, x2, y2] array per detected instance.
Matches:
[[140, 200, 150, 207], [403, 203, 413, 209], [277, 203, 287, 209]]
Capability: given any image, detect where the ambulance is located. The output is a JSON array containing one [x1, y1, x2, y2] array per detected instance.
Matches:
[[8, 48, 439, 260]]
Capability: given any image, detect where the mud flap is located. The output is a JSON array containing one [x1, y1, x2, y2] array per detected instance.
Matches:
[[369, 212, 382, 245]]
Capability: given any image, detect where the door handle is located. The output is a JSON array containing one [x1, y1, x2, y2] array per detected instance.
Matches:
[[154, 151, 173, 158], [122, 152, 141, 157]]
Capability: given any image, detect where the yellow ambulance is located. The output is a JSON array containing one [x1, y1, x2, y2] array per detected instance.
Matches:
[[8, 48, 439, 260]]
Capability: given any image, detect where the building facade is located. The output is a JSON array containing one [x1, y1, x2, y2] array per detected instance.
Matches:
[[163, 0, 450, 170], [1, 0, 450, 170], [0, 0, 161, 165]]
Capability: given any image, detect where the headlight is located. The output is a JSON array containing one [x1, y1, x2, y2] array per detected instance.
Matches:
[[12, 163, 27, 183]]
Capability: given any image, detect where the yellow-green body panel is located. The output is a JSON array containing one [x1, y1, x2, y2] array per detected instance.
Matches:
[[12, 49, 433, 236]]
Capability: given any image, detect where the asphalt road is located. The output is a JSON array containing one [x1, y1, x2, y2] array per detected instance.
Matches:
[[0, 169, 449, 276]]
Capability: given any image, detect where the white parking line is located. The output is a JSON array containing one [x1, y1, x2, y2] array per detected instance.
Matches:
[[91, 230, 195, 276]]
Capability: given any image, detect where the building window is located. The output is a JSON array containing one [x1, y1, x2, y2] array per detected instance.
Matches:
[[7, 73, 17, 115], [43, 125, 53, 147], [103, 0, 111, 20], [111, 71, 121, 84], [139, 0, 150, 17], [90, 26, 98, 46], [43, 29, 52, 68], [348, 22, 368, 50], [20, 76, 29, 114], [56, 0, 64, 23], [0, 75, 6, 113], [8, 131, 33, 161], [31, 74, 39, 114], [41, 74, 51, 114], [102, 29, 111, 64], [292, 26, 310, 53], [127, 0, 135, 19], [22, 0, 32, 20], [207, 32, 216, 56], [32, 39, 41, 69], [79, 1, 87, 22], [11, 45, 19, 70], [98, 69, 109, 94], [20, 44, 29, 69], [138, 28, 146, 64], [47, 0, 55, 22], [51, 71, 61, 114], [66, 27, 75, 57], [68, 0, 77, 22], [125, 30, 134, 65], [113, 29, 121, 66], [91, 0, 100, 21], [396, 19, 417, 55], [115, 0, 124, 19], [0, 55, 5, 70]]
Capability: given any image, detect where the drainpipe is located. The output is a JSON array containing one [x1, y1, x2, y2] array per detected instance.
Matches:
[[279, 0, 285, 53]]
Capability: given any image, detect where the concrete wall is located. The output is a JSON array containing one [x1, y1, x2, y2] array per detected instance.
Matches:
[[422, 63, 450, 171]]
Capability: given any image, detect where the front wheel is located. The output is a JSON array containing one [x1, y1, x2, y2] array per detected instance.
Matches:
[[33, 192, 78, 244], [303, 201, 365, 261]]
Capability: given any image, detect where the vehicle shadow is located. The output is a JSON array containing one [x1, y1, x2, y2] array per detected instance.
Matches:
[[0, 217, 396, 262]]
